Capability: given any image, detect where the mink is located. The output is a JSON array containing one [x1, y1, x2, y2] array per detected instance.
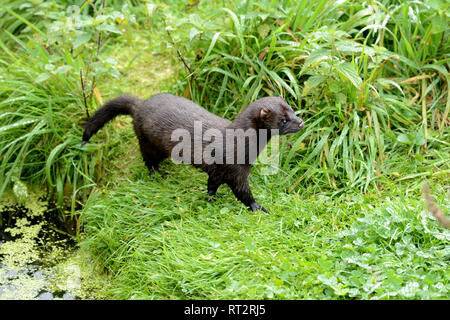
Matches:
[[82, 93, 304, 212]]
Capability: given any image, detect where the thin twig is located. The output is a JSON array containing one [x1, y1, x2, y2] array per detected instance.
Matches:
[[80, 68, 90, 118], [166, 29, 192, 74], [87, 0, 107, 105]]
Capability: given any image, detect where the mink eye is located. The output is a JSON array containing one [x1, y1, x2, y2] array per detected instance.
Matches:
[[281, 119, 288, 124]]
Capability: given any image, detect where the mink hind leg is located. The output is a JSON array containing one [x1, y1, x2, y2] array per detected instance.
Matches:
[[138, 139, 167, 178], [206, 174, 223, 202]]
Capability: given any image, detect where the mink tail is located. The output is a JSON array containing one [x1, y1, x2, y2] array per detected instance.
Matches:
[[82, 94, 142, 144]]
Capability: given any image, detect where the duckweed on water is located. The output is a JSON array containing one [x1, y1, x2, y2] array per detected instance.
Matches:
[[0, 190, 109, 300]]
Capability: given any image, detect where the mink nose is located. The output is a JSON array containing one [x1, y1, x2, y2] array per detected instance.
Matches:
[[298, 118, 304, 129]]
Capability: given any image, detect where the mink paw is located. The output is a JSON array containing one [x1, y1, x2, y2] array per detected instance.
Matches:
[[207, 191, 219, 202], [250, 202, 268, 213], [149, 169, 167, 180]]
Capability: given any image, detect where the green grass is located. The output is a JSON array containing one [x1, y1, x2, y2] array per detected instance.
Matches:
[[80, 162, 449, 299], [0, 0, 449, 300]]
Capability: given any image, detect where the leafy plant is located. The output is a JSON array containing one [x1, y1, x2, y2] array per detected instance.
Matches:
[[318, 199, 450, 299], [161, 0, 449, 191], [0, 1, 136, 217]]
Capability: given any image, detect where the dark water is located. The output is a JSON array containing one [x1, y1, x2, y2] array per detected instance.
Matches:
[[0, 255, 77, 300], [0, 202, 83, 300]]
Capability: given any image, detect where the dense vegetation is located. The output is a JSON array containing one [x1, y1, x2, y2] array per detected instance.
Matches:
[[0, 0, 449, 299]]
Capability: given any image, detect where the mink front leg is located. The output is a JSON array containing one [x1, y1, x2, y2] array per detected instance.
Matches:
[[227, 178, 268, 213]]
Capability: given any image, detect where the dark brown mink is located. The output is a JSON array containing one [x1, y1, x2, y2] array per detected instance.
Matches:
[[82, 93, 304, 212]]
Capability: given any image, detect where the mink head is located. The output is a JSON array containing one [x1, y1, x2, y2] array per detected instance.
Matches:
[[254, 96, 304, 135]]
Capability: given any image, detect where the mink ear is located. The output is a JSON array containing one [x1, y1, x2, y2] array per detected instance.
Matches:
[[260, 108, 271, 119]]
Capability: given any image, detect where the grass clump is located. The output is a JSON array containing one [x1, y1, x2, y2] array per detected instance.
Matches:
[[0, 1, 140, 219]]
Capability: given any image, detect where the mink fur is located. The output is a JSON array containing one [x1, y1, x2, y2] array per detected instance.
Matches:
[[82, 93, 304, 212]]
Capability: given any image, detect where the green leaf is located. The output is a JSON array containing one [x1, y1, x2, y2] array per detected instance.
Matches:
[[222, 8, 245, 56], [13, 180, 28, 204], [97, 24, 121, 34], [258, 24, 271, 39], [46, 139, 72, 186], [396, 133, 411, 144], [55, 65, 73, 75], [414, 133, 426, 146], [189, 27, 202, 41], [430, 14, 447, 33], [421, 64, 449, 78], [336, 62, 362, 89], [0, 119, 38, 132], [35, 73, 51, 83], [336, 41, 362, 53], [377, 78, 404, 96], [200, 32, 222, 68], [73, 32, 92, 49], [304, 49, 331, 68], [427, 0, 447, 12], [302, 75, 324, 95]]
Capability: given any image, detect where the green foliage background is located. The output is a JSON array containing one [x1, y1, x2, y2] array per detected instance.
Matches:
[[0, 0, 449, 299]]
